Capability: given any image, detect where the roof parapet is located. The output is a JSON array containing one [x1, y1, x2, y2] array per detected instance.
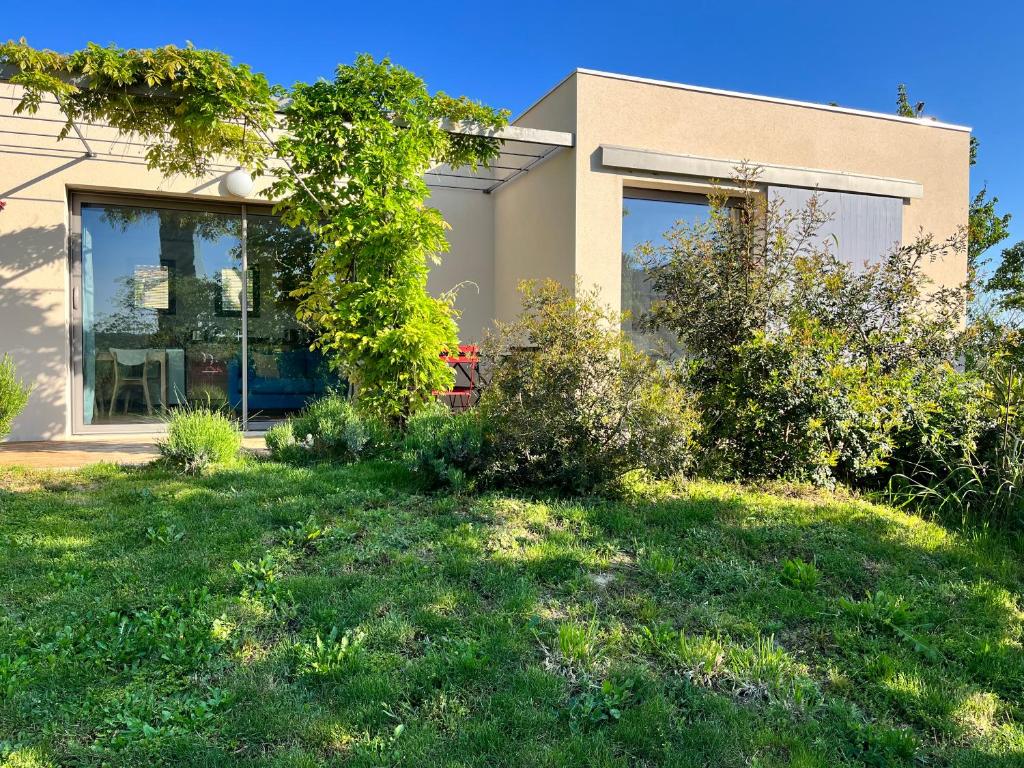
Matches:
[[575, 68, 972, 133]]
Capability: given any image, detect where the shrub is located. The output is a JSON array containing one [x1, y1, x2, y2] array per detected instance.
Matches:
[[638, 172, 831, 366], [0, 354, 31, 440], [291, 393, 363, 459], [640, 171, 966, 377], [264, 422, 303, 462], [634, 169, 967, 485], [701, 329, 989, 488], [700, 322, 903, 485], [284, 392, 392, 462], [889, 365, 991, 480], [158, 407, 242, 474], [403, 401, 484, 491], [886, 362, 1024, 529], [479, 280, 699, 494]]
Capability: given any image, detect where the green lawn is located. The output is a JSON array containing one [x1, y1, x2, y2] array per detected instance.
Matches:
[[1, 459, 1022, 767]]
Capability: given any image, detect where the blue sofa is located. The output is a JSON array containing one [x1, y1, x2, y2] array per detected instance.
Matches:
[[228, 350, 342, 412]]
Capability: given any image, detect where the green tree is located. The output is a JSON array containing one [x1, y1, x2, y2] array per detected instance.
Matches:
[[268, 56, 507, 421], [895, 83, 1011, 296], [895, 83, 925, 118], [969, 187, 1012, 294], [0, 40, 507, 422], [987, 242, 1024, 313]]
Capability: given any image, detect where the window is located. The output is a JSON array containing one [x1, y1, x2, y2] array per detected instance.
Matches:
[[621, 189, 711, 359], [621, 186, 902, 360], [216, 268, 258, 316], [73, 197, 329, 431]]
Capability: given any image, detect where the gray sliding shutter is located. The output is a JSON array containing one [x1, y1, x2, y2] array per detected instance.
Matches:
[[768, 186, 903, 269]]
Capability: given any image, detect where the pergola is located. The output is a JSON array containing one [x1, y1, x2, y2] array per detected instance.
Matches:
[[1, 64, 575, 194], [427, 122, 574, 194]]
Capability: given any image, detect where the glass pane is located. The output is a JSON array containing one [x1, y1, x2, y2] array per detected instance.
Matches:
[[244, 214, 337, 427], [621, 196, 710, 359], [80, 203, 243, 425]]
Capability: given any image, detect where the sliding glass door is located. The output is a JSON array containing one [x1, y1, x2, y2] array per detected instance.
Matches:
[[72, 195, 329, 433], [243, 212, 339, 428]]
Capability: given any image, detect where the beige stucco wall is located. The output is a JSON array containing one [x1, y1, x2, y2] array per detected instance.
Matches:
[[0, 87, 495, 441], [493, 75, 578, 323], [0, 89, 264, 441], [426, 187, 494, 343], [572, 71, 971, 312], [0, 169, 69, 443]]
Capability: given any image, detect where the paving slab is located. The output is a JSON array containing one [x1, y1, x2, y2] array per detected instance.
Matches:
[[0, 436, 266, 470]]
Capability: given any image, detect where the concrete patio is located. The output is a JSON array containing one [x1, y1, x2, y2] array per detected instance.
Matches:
[[0, 435, 266, 470]]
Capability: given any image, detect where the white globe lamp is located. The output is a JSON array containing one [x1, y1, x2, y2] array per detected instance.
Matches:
[[225, 167, 255, 198]]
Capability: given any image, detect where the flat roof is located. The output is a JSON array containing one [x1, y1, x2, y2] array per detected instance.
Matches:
[[516, 67, 972, 133]]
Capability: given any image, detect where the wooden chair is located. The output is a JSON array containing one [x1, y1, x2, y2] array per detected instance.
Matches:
[[108, 348, 154, 416]]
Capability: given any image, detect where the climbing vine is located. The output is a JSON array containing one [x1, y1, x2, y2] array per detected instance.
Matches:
[[1, 40, 508, 421], [0, 40, 278, 174]]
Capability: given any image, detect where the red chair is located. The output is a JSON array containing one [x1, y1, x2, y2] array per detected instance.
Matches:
[[433, 344, 480, 410]]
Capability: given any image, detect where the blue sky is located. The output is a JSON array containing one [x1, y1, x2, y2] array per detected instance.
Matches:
[[7, 0, 1023, 265]]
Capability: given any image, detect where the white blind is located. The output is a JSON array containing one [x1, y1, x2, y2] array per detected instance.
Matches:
[[768, 187, 903, 268], [133, 265, 169, 310], [220, 268, 254, 312]]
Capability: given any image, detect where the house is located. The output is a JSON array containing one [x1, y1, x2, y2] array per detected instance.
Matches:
[[0, 68, 971, 442]]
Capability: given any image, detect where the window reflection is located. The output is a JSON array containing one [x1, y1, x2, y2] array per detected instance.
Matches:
[[239, 214, 339, 427], [621, 193, 711, 359]]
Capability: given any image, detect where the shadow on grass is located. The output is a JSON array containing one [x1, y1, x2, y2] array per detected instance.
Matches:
[[598, 484, 1024, 765], [1, 465, 1022, 766]]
